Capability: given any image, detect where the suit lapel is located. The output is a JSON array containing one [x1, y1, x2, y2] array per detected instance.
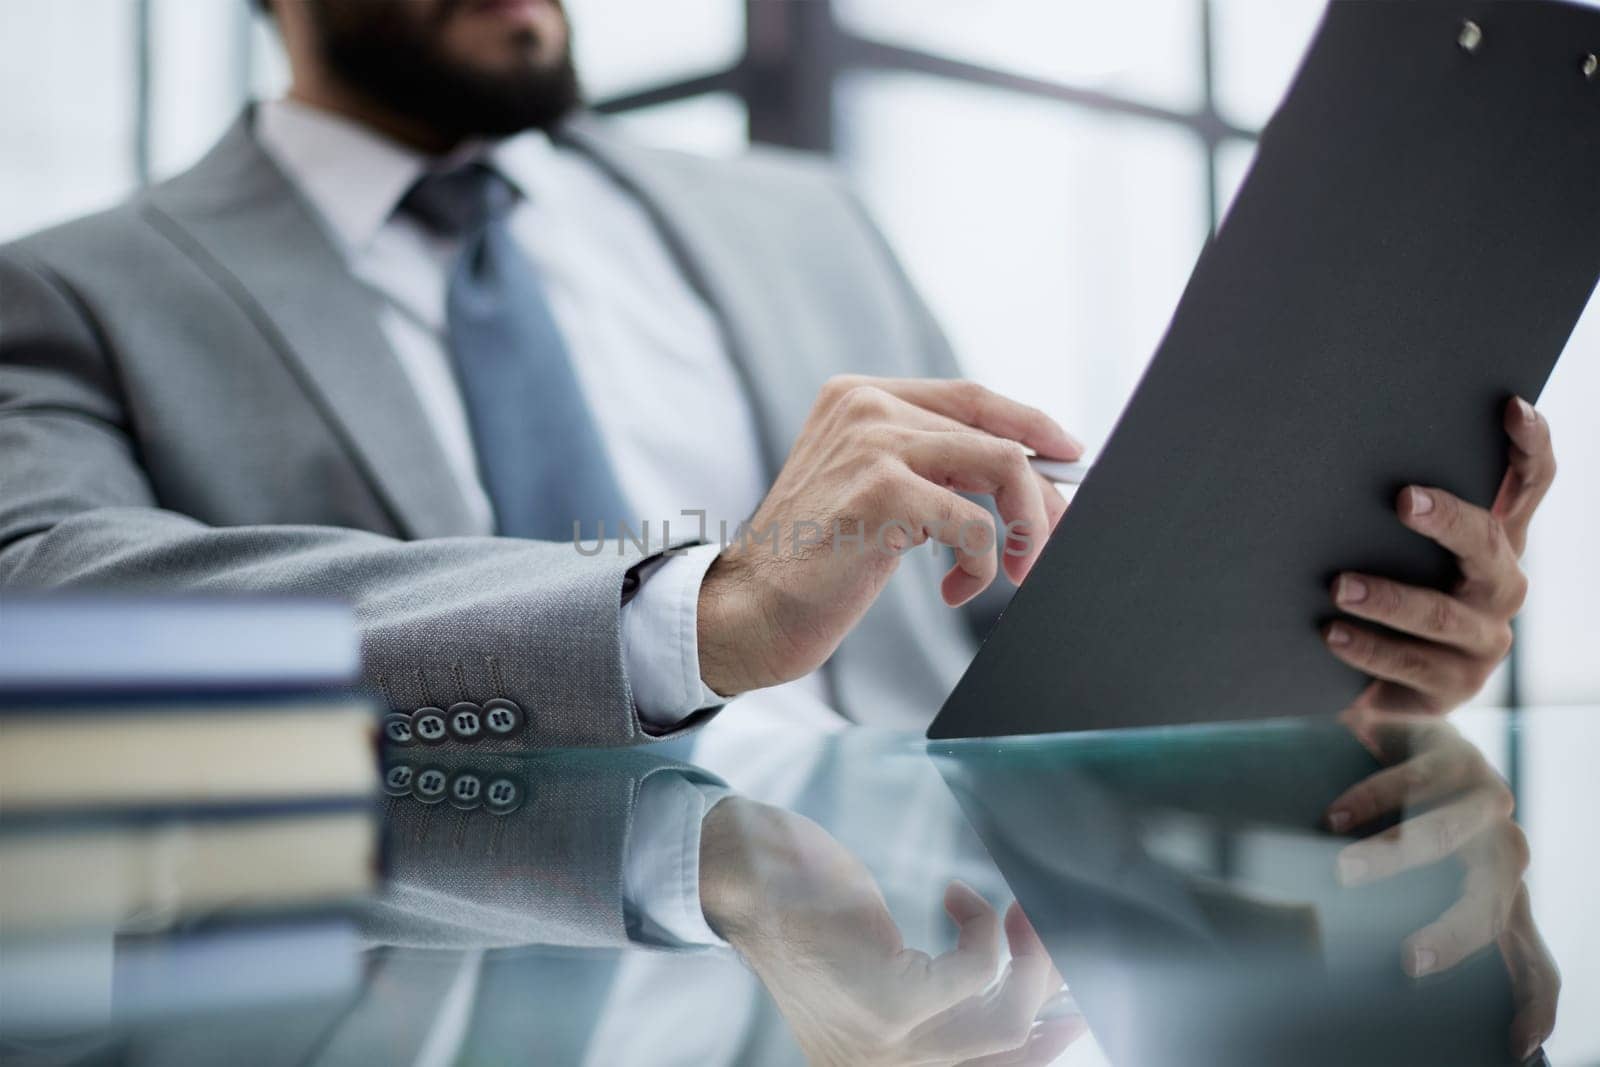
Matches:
[[143, 113, 477, 540], [146, 112, 812, 537], [555, 116, 816, 481]]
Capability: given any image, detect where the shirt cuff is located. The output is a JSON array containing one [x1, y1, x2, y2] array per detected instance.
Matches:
[[623, 774, 731, 947], [623, 542, 726, 727]]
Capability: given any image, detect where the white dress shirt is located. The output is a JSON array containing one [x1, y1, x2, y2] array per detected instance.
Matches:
[[255, 97, 774, 724], [255, 99, 840, 950]]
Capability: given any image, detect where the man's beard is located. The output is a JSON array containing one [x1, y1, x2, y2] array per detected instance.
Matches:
[[307, 0, 582, 143]]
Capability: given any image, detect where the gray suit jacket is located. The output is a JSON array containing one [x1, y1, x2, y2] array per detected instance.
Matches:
[[0, 111, 979, 745]]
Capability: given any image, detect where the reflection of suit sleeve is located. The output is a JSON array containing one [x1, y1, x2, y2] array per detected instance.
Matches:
[[364, 749, 728, 951]]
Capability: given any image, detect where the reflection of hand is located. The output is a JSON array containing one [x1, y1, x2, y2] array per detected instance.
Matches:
[[698, 376, 1077, 698], [1324, 398, 1555, 714], [1325, 711, 1560, 1060], [700, 797, 1086, 1066]]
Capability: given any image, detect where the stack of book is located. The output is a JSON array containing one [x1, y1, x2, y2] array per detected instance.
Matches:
[[0, 597, 380, 1032]]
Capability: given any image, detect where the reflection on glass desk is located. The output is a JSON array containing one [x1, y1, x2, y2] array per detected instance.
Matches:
[[5, 706, 1594, 1067]]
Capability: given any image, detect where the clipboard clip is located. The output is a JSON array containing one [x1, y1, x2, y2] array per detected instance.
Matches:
[[1455, 19, 1597, 80]]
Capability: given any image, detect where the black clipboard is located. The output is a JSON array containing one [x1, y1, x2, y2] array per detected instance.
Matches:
[[931, 0, 1600, 740]]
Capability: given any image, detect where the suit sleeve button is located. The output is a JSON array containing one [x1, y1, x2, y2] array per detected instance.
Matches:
[[413, 708, 449, 745], [447, 702, 484, 742], [481, 698, 525, 737], [382, 713, 415, 746]]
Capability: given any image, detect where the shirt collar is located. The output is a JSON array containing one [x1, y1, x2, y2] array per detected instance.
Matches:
[[485, 129, 558, 206], [254, 98, 556, 254]]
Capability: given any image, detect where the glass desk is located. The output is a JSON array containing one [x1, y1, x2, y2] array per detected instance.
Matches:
[[5, 705, 1595, 1066]]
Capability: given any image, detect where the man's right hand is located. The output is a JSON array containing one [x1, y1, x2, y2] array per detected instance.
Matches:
[[696, 376, 1081, 699]]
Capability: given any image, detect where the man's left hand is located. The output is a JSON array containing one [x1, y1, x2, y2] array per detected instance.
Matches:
[[1323, 397, 1556, 714]]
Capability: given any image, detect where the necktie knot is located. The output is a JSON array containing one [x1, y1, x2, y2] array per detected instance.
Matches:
[[401, 161, 519, 237]]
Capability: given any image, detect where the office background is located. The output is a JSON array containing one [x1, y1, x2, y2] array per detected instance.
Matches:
[[1, 3, 1597, 1059]]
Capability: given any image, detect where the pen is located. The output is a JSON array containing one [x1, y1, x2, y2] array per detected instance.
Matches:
[[1027, 456, 1093, 485]]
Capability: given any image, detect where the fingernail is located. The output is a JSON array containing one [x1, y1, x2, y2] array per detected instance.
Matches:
[[1408, 487, 1435, 516], [1336, 575, 1368, 605], [1407, 944, 1439, 976], [1326, 624, 1352, 648], [1327, 809, 1352, 833], [1515, 397, 1537, 423], [1337, 853, 1368, 884]]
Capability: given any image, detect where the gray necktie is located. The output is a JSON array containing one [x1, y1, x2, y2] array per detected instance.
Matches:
[[402, 161, 629, 542]]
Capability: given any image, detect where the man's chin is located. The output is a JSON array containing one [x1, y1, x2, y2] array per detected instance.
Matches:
[[312, 0, 582, 142]]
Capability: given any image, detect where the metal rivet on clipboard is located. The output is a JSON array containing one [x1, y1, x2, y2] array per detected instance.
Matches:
[[1457, 20, 1484, 55], [1584, 54, 1598, 80]]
